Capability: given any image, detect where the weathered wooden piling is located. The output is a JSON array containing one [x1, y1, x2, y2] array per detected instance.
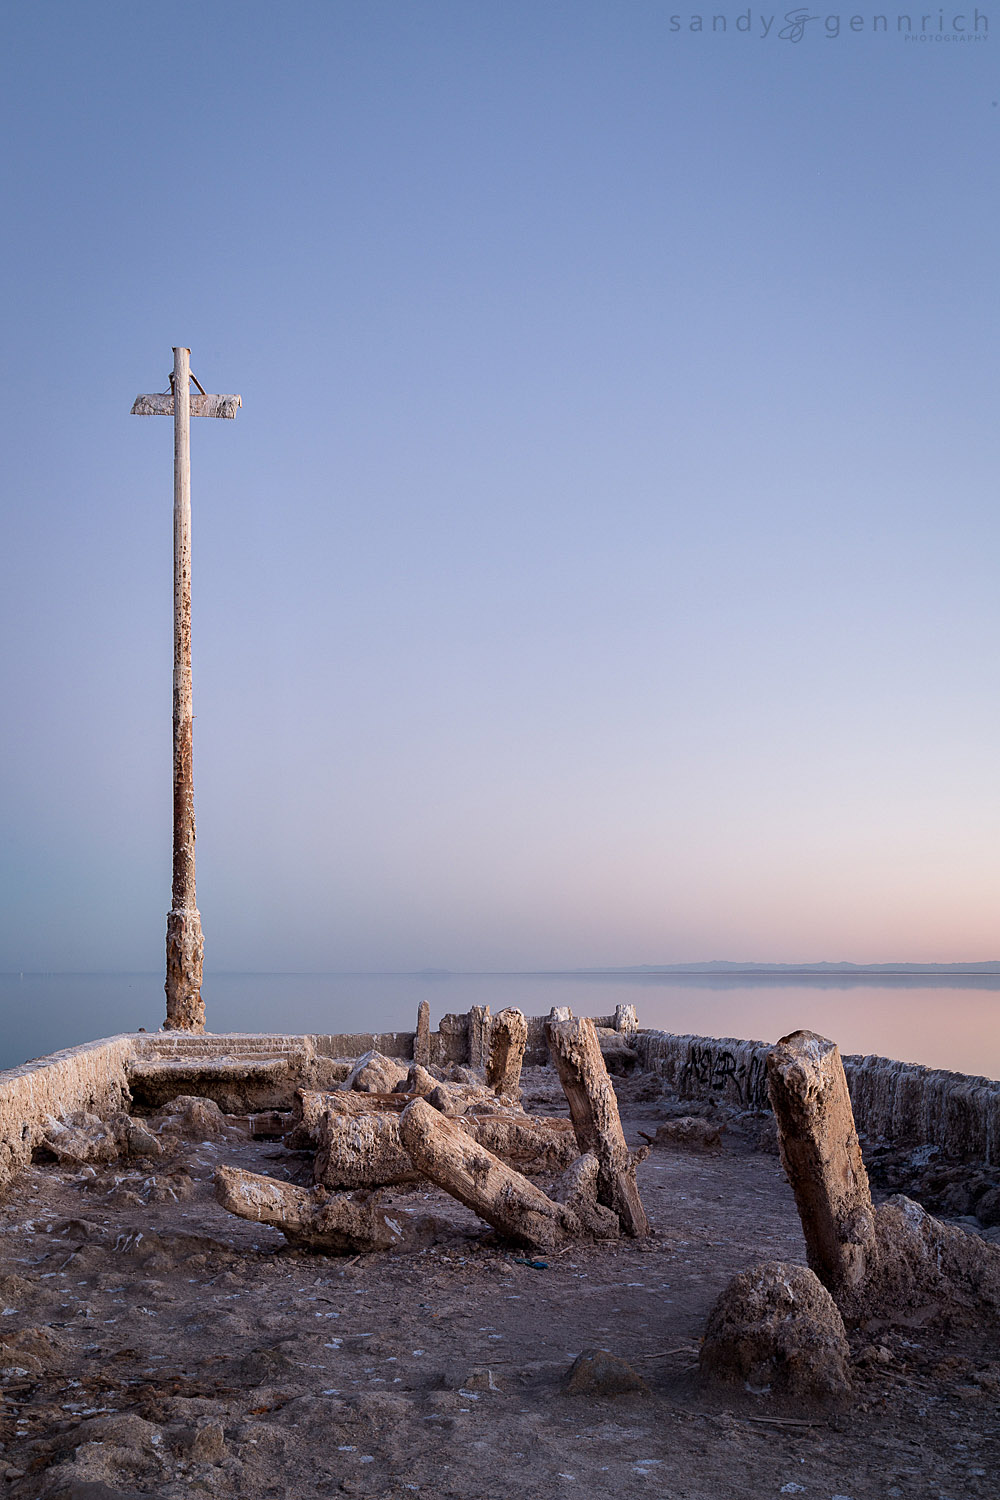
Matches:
[[766, 1029, 877, 1303]]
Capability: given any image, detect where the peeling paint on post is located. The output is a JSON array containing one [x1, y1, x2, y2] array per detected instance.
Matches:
[[131, 349, 241, 1031]]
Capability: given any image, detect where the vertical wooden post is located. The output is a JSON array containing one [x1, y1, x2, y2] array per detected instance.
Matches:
[[164, 346, 205, 1031]]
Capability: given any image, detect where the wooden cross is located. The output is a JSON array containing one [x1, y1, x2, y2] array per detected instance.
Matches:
[[131, 347, 241, 1032]]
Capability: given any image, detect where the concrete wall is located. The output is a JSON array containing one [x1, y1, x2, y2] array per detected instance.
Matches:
[[634, 1029, 1000, 1167], [4, 1017, 998, 1201], [0, 1035, 134, 1195]]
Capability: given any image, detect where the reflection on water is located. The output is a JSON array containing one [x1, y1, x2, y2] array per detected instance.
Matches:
[[0, 970, 997, 1081]]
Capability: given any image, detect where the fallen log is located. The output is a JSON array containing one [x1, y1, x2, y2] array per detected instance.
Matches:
[[545, 1017, 650, 1237], [398, 1097, 582, 1250], [214, 1164, 406, 1253], [315, 1110, 421, 1189], [486, 1007, 527, 1098], [461, 1114, 578, 1174], [287, 1088, 407, 1150]]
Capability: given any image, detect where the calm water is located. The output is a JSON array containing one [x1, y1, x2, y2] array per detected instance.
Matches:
[[1, 970, 998, 1081]]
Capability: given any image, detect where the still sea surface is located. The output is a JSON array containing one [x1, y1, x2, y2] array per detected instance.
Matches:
[[1, 970, 998, 1081]]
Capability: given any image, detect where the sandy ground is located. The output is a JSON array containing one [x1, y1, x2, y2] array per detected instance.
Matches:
[[0, 1069, 997, 1500]]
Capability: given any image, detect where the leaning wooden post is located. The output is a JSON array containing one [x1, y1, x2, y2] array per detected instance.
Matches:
[[131, 350, 241, 1031], [766, 1030, 877, 1305], [546, 1016, 650, 1237]]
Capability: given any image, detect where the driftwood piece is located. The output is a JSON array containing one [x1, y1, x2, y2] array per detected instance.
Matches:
[[414, 1000, 431, 1066], [486, 1007, 527, 1098], [766, 1031, 877, 1305], [398, 1098, 581, 1249], [215, 1165, 405, 1253], [546, 1017, 650, 1237]]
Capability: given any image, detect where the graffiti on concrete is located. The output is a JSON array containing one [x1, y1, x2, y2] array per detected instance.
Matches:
[[681, 1042, 770, 1111]]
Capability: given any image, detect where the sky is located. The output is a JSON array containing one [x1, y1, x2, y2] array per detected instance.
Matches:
[[0, 1, 997, 975]]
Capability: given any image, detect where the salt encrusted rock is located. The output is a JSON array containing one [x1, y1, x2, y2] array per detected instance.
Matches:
[[700, 1261, 851, 1398], [550, 1151, 620, 1239], [563, 1349, 648, 1396], [153, 1095, 229, 1139], [857, 1194, 1000, 1323], [398, 1097, 583, 1250], [405, 1063, 438, 1096], [650, 1116, 723, 1151], [39, 1112, 122, 1165], [341, 1050, 410, 1094]]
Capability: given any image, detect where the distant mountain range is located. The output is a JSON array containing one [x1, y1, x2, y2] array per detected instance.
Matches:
[[583, 961, 1000, 975]]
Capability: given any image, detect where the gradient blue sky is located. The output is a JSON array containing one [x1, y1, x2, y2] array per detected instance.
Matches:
[[1, 2, 997, 974]]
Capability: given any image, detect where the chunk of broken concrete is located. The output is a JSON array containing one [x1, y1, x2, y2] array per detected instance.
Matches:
[[563, 1349, 649, 1396], [700, 1261, 851, 1398]]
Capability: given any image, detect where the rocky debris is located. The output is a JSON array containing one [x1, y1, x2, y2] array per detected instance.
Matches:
[[861, 1194, 1000, 1323], [642, 1116, 724, 1151], [398, 1097, 583, 1250], [549, 1151, 620, 1238], [563, 1348, 649, 1396], [700, 1261, 852, 1399], [314, 1109, 420, 1190], [215, 1163, 407, 1252], [865, 1145, 1000, 1229], [151, 1095, 231, 1139], [37, 1111, 162, 1166], [485, 1007, 527, 1098], [546, 1016, 650, 1237], [341, 1050, 410, 1094], [405, 1063, 438, 1096]]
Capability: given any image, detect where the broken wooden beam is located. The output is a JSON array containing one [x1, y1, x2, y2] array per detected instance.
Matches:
[[545, 1016, 650, 1237], [214, 1164, 406, 1253], [398, 1097, 581, 1249]]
